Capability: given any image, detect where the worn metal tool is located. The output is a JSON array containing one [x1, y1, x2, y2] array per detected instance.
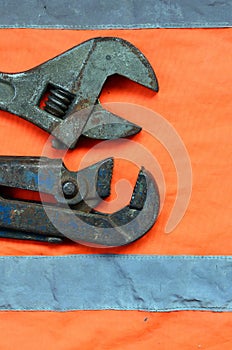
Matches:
[[0, 37, 158, 149], [0, 156, 159, 247]]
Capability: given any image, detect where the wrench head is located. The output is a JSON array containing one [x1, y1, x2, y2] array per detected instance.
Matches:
[[51, 37, 159, 147], [67, 165, 160, 247]]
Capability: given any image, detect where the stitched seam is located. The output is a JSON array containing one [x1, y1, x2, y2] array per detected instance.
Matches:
[[1, 306, 232, 311], [0, 254, 232, 261], [0, 23, 231, 29]]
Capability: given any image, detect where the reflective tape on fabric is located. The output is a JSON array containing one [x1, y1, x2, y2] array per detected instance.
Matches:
[[0, 254, 232, 311], [1, 0, 231, 29]]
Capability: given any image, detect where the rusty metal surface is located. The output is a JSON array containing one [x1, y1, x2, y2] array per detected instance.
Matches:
[[0, 156, 160, 247], [0, 37, 158, 148]]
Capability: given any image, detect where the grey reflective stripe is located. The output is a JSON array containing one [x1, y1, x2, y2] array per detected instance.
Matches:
[[0, 0, 231, 29], [0, 254, 232, 311]]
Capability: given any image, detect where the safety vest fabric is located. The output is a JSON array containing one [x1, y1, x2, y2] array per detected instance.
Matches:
[[0, 25, 231, 350], [1, 254, 232, 312]]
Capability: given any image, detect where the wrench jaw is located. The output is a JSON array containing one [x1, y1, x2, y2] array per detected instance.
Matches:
[[82, 103, 142, 140], [92, 37, 159, 93], [100, 168, 160, 247], [69, 167, 160, 248]]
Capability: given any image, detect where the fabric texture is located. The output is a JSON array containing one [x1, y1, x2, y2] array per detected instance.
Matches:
[[1, 0, 232, 29], [1, 254, 232, 312], [0, 28, 231, 349]]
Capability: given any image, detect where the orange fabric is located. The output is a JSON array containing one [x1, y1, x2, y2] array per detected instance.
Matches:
[[1, 311, 232, 350], [0, 28, 231, 349]]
